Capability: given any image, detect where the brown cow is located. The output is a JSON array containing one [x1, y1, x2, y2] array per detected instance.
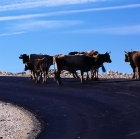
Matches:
[[24, 57, 49, 83], [124, 50, 140, 79]]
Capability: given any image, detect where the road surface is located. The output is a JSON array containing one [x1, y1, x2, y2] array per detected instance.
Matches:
[[0, 76, 140, 139]]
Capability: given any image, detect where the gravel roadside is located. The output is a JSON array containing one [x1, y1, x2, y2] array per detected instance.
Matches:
[[0, 101, 42, 139]]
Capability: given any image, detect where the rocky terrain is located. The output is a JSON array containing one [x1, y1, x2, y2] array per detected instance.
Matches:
[[0, 70, 134, 79]]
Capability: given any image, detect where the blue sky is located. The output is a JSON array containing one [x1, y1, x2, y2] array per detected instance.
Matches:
[[0, 0, 140, 74]]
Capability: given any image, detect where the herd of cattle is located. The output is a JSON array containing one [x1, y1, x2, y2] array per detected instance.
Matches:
[[19, 50, 140, 85]]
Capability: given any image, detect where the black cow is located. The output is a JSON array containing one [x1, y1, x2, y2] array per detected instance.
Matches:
[[68, 50, 107, 80], [55, 54, 80, 79], [89, 52, 111, 80], [53, 53, 112, 85], [19, 54, 53, 80]]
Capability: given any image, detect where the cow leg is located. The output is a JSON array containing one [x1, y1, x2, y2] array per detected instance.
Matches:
[[136, 67, 139, 79], [86, 71, 89, 80], [57, 71, 63, 85], [97, 69, 99, 80], [73, 71, 80, 78], [90, 68, 94, 80], [75, 71, 80, 78], [29, 70, 32, 80], [33, 70, 36, 80], [132, 67, 136, 79], [35, 71, 41, 83], [95, 69, 99, 81], [29, 75, 33, 80], [42, 71, 45, 83], [35, 72, 38, 83], [38, 72, 42, 83], [29, 70, 34, 80], [43, 72, 46, 83], [93, 69, 97, 80], [54, 71, 63, 85], [47, 74, 49, 79], [80, 70, 85, 84], [42, 71, 47, 84], [75, 72, 80, 78], [72, 72, 77, 78], [137, 67, 140, 79]]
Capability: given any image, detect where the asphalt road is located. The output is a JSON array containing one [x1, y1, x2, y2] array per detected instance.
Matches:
[[0, 76, 140, 139]]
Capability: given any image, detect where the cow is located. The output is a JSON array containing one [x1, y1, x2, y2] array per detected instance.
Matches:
[[55, 54, 80, 79], [124, 50, 140, 79], [90, 52, 111, 80], [19, 54, 53, 80], [53, 52, 112, 85], [68, 50, 105, 80], [24, 57, 49, 83], [81, 50, 100, 80]]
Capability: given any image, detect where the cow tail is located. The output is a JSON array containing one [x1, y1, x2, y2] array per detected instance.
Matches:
[[101, 64, 106, 72]]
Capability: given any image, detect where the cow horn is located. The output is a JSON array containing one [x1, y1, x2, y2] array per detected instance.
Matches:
[[106, 51, 111, 54], [124, 50, 127, 53]]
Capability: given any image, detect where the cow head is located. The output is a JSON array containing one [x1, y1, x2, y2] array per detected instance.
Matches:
[[19, 54, 29, 64], [124, 50, 139, 62], [124, 51, 130, 62], [94, 52, 112, 63], [24, 62, 33, 71], [104, 52, 112, 63], [54, 70, 58, 81]]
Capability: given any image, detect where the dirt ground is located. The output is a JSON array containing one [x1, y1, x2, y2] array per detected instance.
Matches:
[[0, 76, 140, 139]]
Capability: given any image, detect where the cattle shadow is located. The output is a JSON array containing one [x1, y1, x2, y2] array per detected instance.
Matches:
[[95, 79, 140, 84], [61, 78, 140, 84], [22, 77, 140, 87]]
